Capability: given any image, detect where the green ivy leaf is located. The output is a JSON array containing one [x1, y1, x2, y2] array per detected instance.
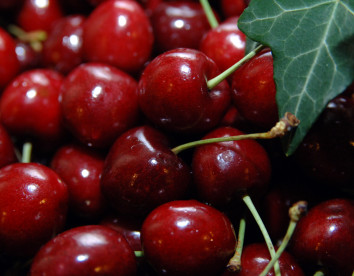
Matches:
[[238, 0, 354, 155]]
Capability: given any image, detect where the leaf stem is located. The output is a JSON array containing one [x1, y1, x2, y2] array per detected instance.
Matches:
[[207, 44, 264, 90], [21, 142, 32, 163], [227, 217, 246, 272], [200, 0, 218, 28], [134, 250, 144, 258], [242, 194, 281, 276]]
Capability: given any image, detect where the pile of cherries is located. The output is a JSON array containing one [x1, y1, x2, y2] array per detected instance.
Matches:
[[0, 0, 353, 275]]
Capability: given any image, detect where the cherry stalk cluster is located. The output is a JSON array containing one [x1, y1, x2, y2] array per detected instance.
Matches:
[[0, 0, 353, 276]]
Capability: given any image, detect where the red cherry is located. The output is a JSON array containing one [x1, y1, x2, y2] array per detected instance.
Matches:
[[0, 69, 66, 143], [15, 41, 41, 72], [138, 48, 231, 134], [60, 62, 140, 148], [200, 17, 246, 78], [0, 162, 68, 257], [150, 1, 215, 54], [290, 198, 354, 275], [42, 15, 85, 75], [141, 199, 237, 276], [0, 27, 20, 90], [51, 144, 106, 220], [0, 124, 18, 169], [83, 0, 154, 74], [29, 225, 137, 276], [192, 126, 271, 208], [231, 48, 278, 129], [222, 243, 304, 276], [221, 0, 248, 18], [16, 0, 64, 32], [100, 125, 192, 217]]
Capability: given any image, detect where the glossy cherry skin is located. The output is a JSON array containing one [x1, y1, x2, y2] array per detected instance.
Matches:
[[51, 144, 106, 220], [192, 126, 271, 208], [141, 199, 236, 276], [138, 48, 231, 134], [60, 62, 140, 148], [42, 15, 85, 75], [290, 198, 354, 275], [150, 2, 215, 54], [0, 27, 20, 90], [0, 124, 17, 169], [222, 243, 304, 276], [231, 48, 278, 129], [0, 162, 68, 257], [83, 0, 154, 74], [16, 0, 64, 32], [101, 125, 192, 217], [0, 69, 66, 142], [29, 225, 137, 276], [221, 0, 248, 18], [199, 17, 246, 77], [15, 41, 41, 72]]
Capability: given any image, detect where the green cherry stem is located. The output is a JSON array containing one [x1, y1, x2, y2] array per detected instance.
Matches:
[[242, 194, 281, 276], [207, 44, 265, 90], [200, 0, 218, 28], [21, 142, 33, 163], [8, 24, 47, 52], [313, 270, 325, 276], [259, 201, 308, 276], [227, 217, 246, 272], [171, 112, 300, 155], [134, 251, 144, 258]]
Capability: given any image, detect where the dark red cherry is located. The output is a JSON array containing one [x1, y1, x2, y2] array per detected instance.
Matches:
[[42, 15, 85, 75], [199, 17, 246, 78], [29, 225, 137, 276], [150, 1, 215, 54], [141, 199, 237, 276], [51, 144, 106, 220], [60, 62, 140, 148], [231, 48, 278, 129], [0, 162, 68, 257], [290, 198, 354, 275], [15, 41, 41, 72], [138, 48, 231, 134], [16, 0, 64, 32], [0, 69, 66, 143], [0, 124, 18, 169], [100, 125, 192, 217], [83, 0, 154, 74], [192, 126, 271, 208], [0, 0, 24, 10], [0, 27, 20, 90], [222, 243, 304, 275], [221, 0, 248, 18]]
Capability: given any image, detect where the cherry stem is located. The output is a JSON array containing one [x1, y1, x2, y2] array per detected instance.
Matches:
[[8, 25, 47, 52], [21, 142, 32, 163], [313, 270, 325, 276], [171, 112, 300, 155], [259, 201, 308, 276], [207, 44, 265, 90], [134, 251, 144, 258], [242, 194, 281, 276], [227, 217, 246, 272], [200, 0, 218, 28]]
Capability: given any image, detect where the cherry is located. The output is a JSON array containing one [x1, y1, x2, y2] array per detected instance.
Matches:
[[138, 48, 231, 134], [290, 198, 354, 275], [50, 144, 106, 220], [41, 15, 85, 75], [0, 0, 24, 10], [231, 48, 278, 129], [15, 40, 41, 72], [100, 125, 192, 217], [83, 0, 154, 74], [0, 27, 20, 90], [60, 62, 140, 148], [141, 199, 237, 276], [16, 0, 64, 33], [199, 16, 246, 79], [0, 69, 66, 143], [192, 126, 271, 208], [0, 162, 68, 257], [0, 124, 18, 169], [220, 0, 248, 18], [150, 1, 215, 54], [29, 225, 137, 276], [222, 243, 304, 275]]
